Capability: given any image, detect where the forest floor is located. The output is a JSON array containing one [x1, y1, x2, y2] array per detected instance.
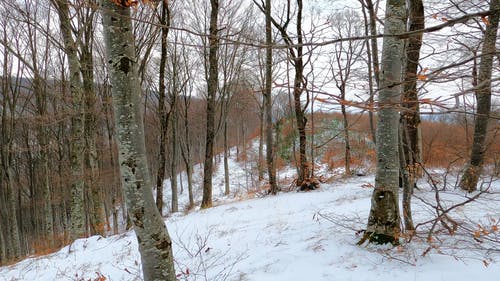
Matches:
[[1, 147, 499, 281]]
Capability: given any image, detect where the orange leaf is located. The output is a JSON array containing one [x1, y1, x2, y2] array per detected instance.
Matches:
[[315, 97, 334, 104], [111, 0, 139, 7], [432, 14, 438, 19], [491, 225, 498, 232], [420, 98, 433, 104], [361, 183, 374, 188], [474, 230, 481, 238], [441, 17, 448, 22], [481, 16, 490, 25], [417, 74, 427, 81]]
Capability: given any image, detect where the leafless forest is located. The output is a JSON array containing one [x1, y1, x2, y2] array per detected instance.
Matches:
[[0, 1, 499, 280]]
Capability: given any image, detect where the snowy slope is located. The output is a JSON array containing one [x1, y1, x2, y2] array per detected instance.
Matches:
[[1, 148, 499, 281]]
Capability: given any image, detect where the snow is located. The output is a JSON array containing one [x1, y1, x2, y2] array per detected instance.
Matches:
[[1, 143, 499, 281]]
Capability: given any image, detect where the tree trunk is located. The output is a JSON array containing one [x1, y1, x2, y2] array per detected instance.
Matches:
[[365, 0, 380, 88], [224, 120, 230, 195], [258, 102, 265, 181], [264, 0, 278, 193], [170, 104, 179, 213], [101, 1, 177, 280], [359, 0, 405, 245], [155, 0, 171, 215], [0, 216, 6, 262], [460, 0, 499, 192], [52, 0, 86, 240], [6, 166, 21, 259], [360, 1, 377, 144], [1, 44, 21, 260], [400, 0, 424, 232], [293, 0, 308, 185], [341, 100, 351, 175], [201, 0, 219, 209], [81, 18, 104, 236], [180, 97, 194, 208], [399, 122, 414, 231]]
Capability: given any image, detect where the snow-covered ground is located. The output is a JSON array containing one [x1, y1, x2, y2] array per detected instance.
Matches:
[[1, 144, 499, 281]]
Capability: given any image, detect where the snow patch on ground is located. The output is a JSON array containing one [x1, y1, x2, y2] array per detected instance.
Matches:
[[2, 168, 499, 281]]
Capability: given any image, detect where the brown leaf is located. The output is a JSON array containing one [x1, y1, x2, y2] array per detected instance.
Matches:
[[417, 74, 427, 81], [481, 16, 490, 26]]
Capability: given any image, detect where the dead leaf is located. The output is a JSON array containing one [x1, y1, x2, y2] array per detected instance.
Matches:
[[481, 16, 490, 25]]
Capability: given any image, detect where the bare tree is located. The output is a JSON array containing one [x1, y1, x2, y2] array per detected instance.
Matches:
[[100, 1, 176, 280], [155, 0, 171, 215], [328, 10, 365, 176], [201, 0, 220, 208], [264, 0, 279, 194], [179, 69, 195, 209], [254, 0, 310, 186], [50, 0, 86, 240], [400, 0, 425, 232], [0, 21, 21, 259], [460, 0, 500, 192], [358, 0, 406, 245], [360, 0, 380, 144]]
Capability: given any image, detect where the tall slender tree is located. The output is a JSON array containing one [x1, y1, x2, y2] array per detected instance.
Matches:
[[400, 0, 424, 232], [359, 0, 379, 144], [264, 0, 278, 194], [155, 0, 171, 215], [101, 1, 176, 280], [51, 0, 86, 240], [460, 0, 500, 192], [329, 10, 365, 176], [358, 0, 406, 245], [1, 18, 21, 260], [254, 0, 309, 186], [201, 0, 219, 208], [78, 1, 105, 236]]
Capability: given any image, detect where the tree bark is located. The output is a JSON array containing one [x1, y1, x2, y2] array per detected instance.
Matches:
[[460, 0, 499, 192], [360, 0, 377, 144], [0, 216, 6, 262], [365, 0, 380, 88], [264, 0, 278, 194], [400, 0, 424, 232], [258, 101, 265, 181], [399, 122, 414, 231], [294, 0, 308, 185], [101, 1, 176, 280], [52, 0, 86, 240], [359, 0, 405, 245], [180, 96, 194, 208], [1, 36, 21, 260], [201, 0, 219, 209], [33, 73, 54, 243], [170, 99, 179, 213], [80, 10, 104, 236], [341, 100, 351, 175], [223, 120, 230, 195], [155, 0, 171, 216]]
